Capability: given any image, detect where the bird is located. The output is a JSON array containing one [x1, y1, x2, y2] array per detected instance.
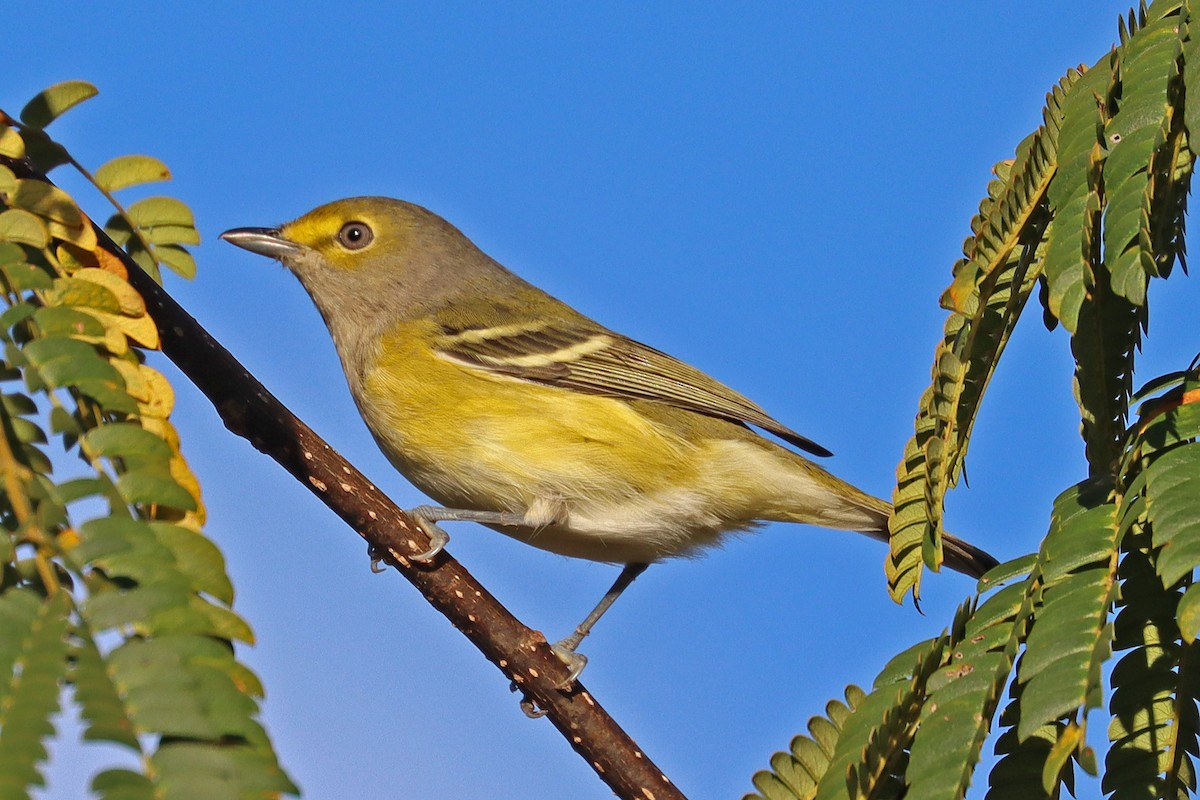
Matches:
[[221, 196, 997, 683]]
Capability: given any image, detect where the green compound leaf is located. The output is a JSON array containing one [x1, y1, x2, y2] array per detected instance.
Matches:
[[1016, 482, 1119, 742], [1041, 65, 1106, 334], [905, 584, 1029, 800], [0, 589, 72, 800], [0, 119, 291, 798], [71, 625, 138, 749], [888, 70, 1077, 603], [1100, 14, 1182, 305], [745, 687, 867, 800]]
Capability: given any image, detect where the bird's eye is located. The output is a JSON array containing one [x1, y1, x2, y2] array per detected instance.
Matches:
[[337, 221, 374, 250]]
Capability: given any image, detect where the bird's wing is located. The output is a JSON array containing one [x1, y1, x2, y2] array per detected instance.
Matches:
[[432, 319, 832, 457]]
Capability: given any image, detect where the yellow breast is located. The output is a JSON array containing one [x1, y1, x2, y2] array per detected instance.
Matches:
[[356, 319, 699, 520]]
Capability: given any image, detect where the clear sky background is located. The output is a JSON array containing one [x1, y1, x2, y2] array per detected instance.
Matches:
[[12, 3, 1198, 799]]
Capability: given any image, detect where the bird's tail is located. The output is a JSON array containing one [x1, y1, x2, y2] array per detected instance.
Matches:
[[769, 459, 999, 579], [939, 533, 999, 580], [839, 494, 999, 580], [857, 524, 997, 580]]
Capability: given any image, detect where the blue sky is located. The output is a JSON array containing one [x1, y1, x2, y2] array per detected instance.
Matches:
[[13, 3, 1196, 798]]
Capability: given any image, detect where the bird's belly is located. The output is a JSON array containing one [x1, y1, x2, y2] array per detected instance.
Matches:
[[355, 340, 857, 564], [489, 487, 757, 564], [385, 428, 747, 564]]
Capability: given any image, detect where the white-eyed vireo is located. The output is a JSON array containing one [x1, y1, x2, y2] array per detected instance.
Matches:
[[221, 197, 996, 681]]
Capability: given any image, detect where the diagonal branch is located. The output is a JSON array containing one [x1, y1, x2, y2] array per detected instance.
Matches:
[[2, 153, 685, 800]]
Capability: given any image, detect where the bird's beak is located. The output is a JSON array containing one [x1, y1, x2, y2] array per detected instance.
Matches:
[[219, 227, 305, 260]]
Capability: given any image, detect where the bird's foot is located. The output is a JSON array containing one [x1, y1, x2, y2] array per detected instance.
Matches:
[[550, 640, 588, 689], [365, 512, 450, 573], [404, 512, 450, 562]]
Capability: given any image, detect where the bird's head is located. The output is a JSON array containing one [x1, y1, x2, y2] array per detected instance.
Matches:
[[221, 196, 515, 327]]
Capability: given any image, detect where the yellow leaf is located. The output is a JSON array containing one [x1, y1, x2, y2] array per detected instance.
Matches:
[[94, 247, 129, 280], [72, 268, 146, 316], [11, 180, 96, 249], [138, 365, 175, 418], [49, 276, 122, 313], [0, 126, 25, 158], [83, 308, 160, 350], [78, 307, 162, 350], [12, 180, 83, 226], [171, 454, 205, 524], [1042, 722, 1083, 793], [57, 528, 82, 550], [48, 218, 97, 250], [55, 242, 100, 271], [103, 326, 129, 356], [111, 360, 149, 402]]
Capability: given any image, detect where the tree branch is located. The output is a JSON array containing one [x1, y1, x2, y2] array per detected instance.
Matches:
[[3, 153, 685, 800]]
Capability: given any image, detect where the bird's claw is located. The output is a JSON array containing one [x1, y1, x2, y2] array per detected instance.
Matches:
[[551, 643, 588, 690], [367, 545, 387, 573], [408, 519, 449, 563], [365, 518, 448, 572], [509, 681, 550, 718]]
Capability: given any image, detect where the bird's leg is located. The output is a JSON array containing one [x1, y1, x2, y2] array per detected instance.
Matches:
[[367, 505, 530, 570], [552, 562, 650, 688]]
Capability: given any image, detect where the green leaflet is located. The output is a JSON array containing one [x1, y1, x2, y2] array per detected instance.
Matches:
[[0, 209, 49, 248], [93, 155, 171, 193], [18, 80, 98, 129]]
